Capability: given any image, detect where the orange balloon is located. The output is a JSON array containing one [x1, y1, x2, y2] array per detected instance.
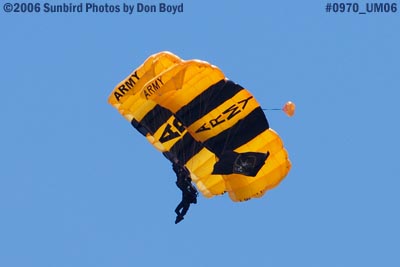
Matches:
[[282, 101, 295, 117]]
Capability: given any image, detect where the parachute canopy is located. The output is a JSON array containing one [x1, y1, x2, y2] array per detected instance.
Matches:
[[108, 51, 291, 202]]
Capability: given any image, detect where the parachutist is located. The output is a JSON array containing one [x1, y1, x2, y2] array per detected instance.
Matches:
[[172, 161, 198, 224]]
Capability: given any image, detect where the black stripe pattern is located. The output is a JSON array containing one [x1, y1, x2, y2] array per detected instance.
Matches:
[[132, 104, 204, 164], [204, 107, 269, 157], [139, 105, 173, 134], [131, 80, 270, 169], [176, 80, 244, 127], [167, 133, 204, 164]]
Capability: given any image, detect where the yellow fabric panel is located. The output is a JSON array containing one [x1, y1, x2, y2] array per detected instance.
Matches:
[[132, 52, 182, 95], [185, 148, 226, 197], [108, 51, 183, 153], [141, 60, 225, 113], [108, 51, 181, 108], [223, 129, 291, 201], [120, 94, 156, 122]]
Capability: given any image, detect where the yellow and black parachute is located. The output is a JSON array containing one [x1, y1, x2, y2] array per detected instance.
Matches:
[[108, 51, 291, 202]]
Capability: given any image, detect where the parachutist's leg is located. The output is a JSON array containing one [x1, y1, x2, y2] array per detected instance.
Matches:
[[175, 201, 184, 216], [175, 215, 184, 224], [175, 201, 185, 224], [180, 202, 190, 217], [190, 193, 197, 204]]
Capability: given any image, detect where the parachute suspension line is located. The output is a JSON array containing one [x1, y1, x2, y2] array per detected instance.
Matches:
[[262, 108, 281, 111], [219, 114, 236, 158]]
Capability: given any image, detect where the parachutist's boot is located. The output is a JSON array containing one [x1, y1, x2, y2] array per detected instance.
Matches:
[[175, 215, 184, 224]]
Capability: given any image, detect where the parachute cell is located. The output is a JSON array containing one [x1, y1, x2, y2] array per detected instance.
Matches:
[[108, 51, 291, 202]]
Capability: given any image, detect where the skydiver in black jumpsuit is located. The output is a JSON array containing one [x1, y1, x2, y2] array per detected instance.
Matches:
[[172, 161, 198, 224]]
